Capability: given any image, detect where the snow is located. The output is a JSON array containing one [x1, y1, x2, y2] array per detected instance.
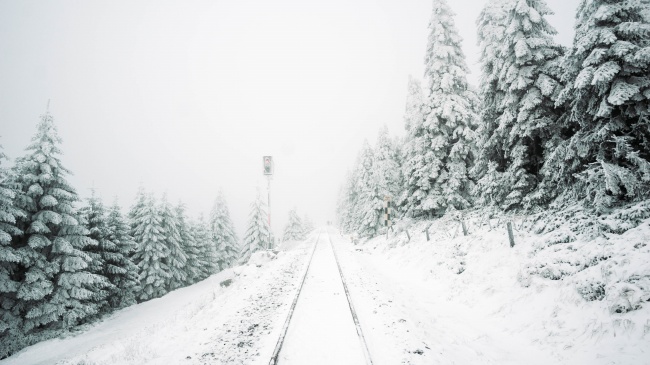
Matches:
[[333, 216, 650, 364], [278, 233, 366, 365], [3, 221, 648, 364]]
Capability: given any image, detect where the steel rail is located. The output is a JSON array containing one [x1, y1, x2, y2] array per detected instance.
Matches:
[[268, 231, 320, 365], [327, 229, 374, 365]]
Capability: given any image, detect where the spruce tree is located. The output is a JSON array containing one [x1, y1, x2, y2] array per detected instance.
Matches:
[[354, 141, 383, 237], [474, 0, 564, 210], [175, 202, 202, 285], [240, 190, 270, 264], [282, 208, 306, 242], [373, 126, 403, 209], [209, 192, 239, 272], [0, 143, 25, 356], [403, 0, 478, 217], [158, 194, 186, 290], [78, 192, 115, 316], [105, 200, 139, 308], [303, 215, 314, 234], [192, 214, 216, 279], [550, 0, 650, 209], [131, 193, 169, 301], [400, 76, 427, 215], [10, 112, 108, 336]]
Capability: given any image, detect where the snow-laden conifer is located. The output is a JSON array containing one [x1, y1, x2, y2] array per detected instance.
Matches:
[[105, 200, 139, 308], [79, 193, 115, 315], [373, 126, 403, 209], [282, 208, 306, 242], [302, 215, 314, 234], [400, 76, 427, 214], [175, 202, 201, 285], [193, 214, 217, 278], [337, 169, 359, 233], [474, 0, 564, 211], [10, 112, 108, 335], [239, 190, 270, 264], [158, 194, 187, 290], [354, 141, 383, 237], [131, 193, 169, 301], [209, 191, 239, 272], [550, 0, 650, 210], [403, 0, 478, 218], [0, 142, 25, 357]]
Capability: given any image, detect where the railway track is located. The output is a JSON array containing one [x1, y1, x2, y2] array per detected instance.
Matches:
[[268, 229, 374, 365]]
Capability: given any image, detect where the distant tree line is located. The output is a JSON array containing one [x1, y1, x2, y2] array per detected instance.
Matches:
[[338, 0, 650, 236], [0, 113, 243, 357]]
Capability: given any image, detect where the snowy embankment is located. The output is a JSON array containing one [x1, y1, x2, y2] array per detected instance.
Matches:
[[1, 235, 318, 365], [333, 202, 650, 364]]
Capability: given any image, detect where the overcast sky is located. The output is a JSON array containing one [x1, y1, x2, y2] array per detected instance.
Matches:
[[0, 0, 579, 238]]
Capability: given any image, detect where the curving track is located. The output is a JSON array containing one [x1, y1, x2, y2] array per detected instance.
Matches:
[[269, 229, 373, 365]]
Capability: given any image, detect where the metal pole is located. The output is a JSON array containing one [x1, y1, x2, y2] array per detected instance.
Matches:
[[267, 175, 272, 249]]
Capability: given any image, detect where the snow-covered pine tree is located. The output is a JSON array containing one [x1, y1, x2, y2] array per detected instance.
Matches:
[[472, 0, 508, 207], [175, 202, 201, 285], [404, 0, 478, 218], [209, 191, 239, 272], [105, 200, 139, 308], [282, 208, 306, 242], [192, 214, 217, 279], [400, 76, 427, 215], [354, 141, 383, 237], [239, 190, 270, 264], [373, 126, 403, 211], [337, 169, 359, 233], [78, 192, 115, 316], [131, 193, 169, 301], [0, 142, 25, 357], [158, 194, 186, 291], [303, 215, 314, 234], [474, 0, 564, 211], [10, 112, 108, 336], [127, 186, 147, 255], [550, 0, 650, 210]]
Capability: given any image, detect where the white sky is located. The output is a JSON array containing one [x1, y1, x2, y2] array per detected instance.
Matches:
[[0, 0, 579, 239]]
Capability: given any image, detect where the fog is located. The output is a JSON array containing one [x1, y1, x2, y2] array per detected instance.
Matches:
[[0, 0, 579, 238]]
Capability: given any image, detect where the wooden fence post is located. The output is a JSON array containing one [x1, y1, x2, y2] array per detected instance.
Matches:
[[405, 229, 411, 242], [461, 220, 468, 236], [507, 221, 515, 247]]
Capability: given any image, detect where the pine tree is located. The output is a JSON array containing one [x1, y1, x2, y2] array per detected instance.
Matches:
[[0, 142, 25, 356], [400, 76, 427, 215], [373, 126, 403, 208], [240, 190, 270, 264], [192, 214, 217, 279], [354, 141, 383, 237], [403, 0, 478, 218], [105, 200, 139, 308], [158, 194, 186, 291], [78, 192, 115, 316], [175, 202, 202, 285], [209, 192, 239, 272], [10, 112, 108, 336], [550, 0, 650, 210], [303, 215, 314, 234], [282, 208, 306, 241], [337, 169, 359, 233], [474, 0, 564, 211], [131, 193, 169, 301]]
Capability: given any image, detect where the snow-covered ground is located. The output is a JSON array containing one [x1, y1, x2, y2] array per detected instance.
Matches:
[[333, 209, 650, 364], [1, 234, 319, 365], [3, 214, 648, 365], [277, 232, 366, 365]]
